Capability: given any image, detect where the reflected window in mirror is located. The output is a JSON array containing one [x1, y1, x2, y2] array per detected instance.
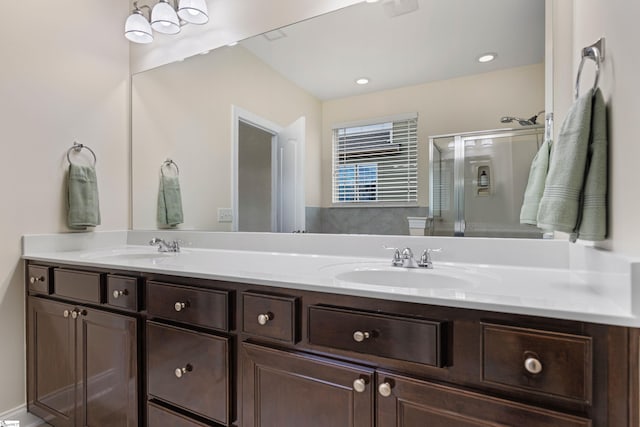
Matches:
[[332, 115, 418, 205]]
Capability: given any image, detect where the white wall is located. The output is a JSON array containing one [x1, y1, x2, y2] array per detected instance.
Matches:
[[558, 0, 640, 257], [132, 46, 322, 230], [0, 0, 130, 414], [321, 63, 545, 206]]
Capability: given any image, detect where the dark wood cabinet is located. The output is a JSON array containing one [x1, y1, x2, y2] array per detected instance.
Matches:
[[376, 371, 590, 427], [25, 261, 638, 427], [27, 296, 138, 427], [242, 342, 374, 427], [27, 298, 75, 427]]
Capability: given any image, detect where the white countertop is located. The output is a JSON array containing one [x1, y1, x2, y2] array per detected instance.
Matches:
[[22, 231, 640, 327]]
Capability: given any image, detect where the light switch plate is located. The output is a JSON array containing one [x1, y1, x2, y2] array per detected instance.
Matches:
[[218, 208, 233, 223]]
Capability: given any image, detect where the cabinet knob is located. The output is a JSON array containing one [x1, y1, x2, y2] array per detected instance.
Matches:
[[71, 309, 79, 319], [524, 357, 543, 375], [353, 331, 371, 342], [63, 310, 70, 318], [30, 276, 44, 284], [174, 302, 187, 312], [174, 364, 192, 378], [353, 378, 367, 393], [112, 289, 128, 299], [378, 382, 392, 397], [257, 313, 273, 325]]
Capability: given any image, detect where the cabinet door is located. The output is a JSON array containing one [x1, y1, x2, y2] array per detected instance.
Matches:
[[77, 308, 138, 427], [376, 371, 590, 427], [242, 342, 374, 427], [27, 297, 76, 427]]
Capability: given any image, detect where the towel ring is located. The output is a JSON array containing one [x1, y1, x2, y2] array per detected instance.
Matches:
[[161, 159, 179, 176], [575, 38, 605, 100], [66, 142, 97, 166]]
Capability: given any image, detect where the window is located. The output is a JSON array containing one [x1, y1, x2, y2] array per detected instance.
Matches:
[[332, 115, 418, 204]]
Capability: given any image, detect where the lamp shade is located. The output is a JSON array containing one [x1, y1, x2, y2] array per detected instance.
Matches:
[[125, 12, 153, 44], [178, 0, 209, 24], [151, 0, 180, 34]]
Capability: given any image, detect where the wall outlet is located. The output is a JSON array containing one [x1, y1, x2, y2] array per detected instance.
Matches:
[[218, 208, 233, 223]]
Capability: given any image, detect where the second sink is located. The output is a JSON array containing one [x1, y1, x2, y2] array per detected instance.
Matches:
[[335, 267, 475, 289]]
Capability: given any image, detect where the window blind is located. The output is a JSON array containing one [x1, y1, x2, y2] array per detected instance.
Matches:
[[332, 117, 418, 203]]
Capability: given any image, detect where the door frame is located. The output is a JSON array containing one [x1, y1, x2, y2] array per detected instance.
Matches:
[[231, 105, 282, 232]]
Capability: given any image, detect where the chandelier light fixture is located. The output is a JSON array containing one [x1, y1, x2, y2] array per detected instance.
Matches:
[[125, 0, 209, 44]]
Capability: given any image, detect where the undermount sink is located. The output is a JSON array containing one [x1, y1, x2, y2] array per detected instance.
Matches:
[[79, 247, 180, 261], [334, 267, 475, 289]]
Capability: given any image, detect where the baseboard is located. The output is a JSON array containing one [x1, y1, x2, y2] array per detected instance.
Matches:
[[0, 405, 47, 427]]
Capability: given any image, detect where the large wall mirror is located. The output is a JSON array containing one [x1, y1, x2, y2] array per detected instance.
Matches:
[[132, 0, 546, 237]]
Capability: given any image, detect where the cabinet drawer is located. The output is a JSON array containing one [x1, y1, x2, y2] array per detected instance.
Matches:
[[106, 275, 140, 312], [309, 305, 446, 367], [147, 402, 211, 427], [482, 323, 592, 403], [147, 282, 229, 331], [27, 265, 52, 295], [147, 322, 230, 425], [242, 292, 298, 343], [53, 269, 104, 304]]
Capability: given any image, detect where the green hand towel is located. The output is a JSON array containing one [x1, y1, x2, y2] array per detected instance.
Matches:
[[157, 175, 184, 227], [537, 89, 594, 233], [67, 164, 101, 229], [520, 138, 552, 226], [577, 89, 607, 241]]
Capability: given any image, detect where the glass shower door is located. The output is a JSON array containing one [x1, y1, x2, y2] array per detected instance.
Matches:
[[429, 127, 544, 238]]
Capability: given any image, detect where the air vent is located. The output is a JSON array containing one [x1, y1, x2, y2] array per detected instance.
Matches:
[[262, 29, 287, 42], [383, 0, 419, 17]]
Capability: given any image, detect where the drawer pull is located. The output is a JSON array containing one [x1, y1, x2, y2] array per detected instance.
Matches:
[[174, 364, 193, 379], [353, 378, 367, 393], [378, 382, 392, 397], [63, 310, 70, 318], [353, 331, 371, 342], [524, 356, 543, 375], [174, 302, 188, 312], [29, 276, 44, 284], [257, 313, 273, 325], [113, 289, 128, 299]]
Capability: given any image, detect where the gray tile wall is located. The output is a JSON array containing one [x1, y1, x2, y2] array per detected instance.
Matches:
[[305, 206, 429, 235]]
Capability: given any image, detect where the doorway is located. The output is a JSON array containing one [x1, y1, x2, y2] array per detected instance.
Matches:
[[232, 106, 306, 233]]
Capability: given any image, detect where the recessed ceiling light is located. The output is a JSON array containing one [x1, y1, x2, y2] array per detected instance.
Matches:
[[356, 77, 370, 85], [477, 53, 497, 63]]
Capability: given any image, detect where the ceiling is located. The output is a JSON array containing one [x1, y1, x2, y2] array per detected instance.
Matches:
[[240, 0, 545, 100]]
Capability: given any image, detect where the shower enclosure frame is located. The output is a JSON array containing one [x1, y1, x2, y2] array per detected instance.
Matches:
[[428, 125, 544, 237]]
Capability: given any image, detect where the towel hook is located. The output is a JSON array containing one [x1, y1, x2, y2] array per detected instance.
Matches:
[[161, 158, 179, 176], [575, 38, 605, 100], [66, 142, 97, 166]]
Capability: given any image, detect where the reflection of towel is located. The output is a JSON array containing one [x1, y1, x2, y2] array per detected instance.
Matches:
[[536, 88, 607, 241], [157, 175, 183, 227], [67, 164, 101, 229], [520, 139, 552, 225]]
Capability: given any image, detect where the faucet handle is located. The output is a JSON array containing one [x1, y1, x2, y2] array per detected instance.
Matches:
[[383, 246, 402, 267], [149, 237, 163, 246], [418, 248, 442, 268]]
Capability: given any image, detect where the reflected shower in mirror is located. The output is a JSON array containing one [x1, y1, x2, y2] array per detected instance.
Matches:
[[132, 0, 545, 236]]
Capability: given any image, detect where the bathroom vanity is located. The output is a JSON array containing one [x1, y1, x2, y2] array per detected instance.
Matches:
[[22, 232, 640, 427]]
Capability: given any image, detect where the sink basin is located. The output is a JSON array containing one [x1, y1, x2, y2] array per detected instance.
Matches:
[[334, 267, 475, 289], [79, 247, 180, 262]]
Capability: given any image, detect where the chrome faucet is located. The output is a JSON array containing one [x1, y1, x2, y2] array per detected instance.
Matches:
[[149, 237, 180, 253], [400, 248, 419, 268], [385, 246, 441, 268]]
